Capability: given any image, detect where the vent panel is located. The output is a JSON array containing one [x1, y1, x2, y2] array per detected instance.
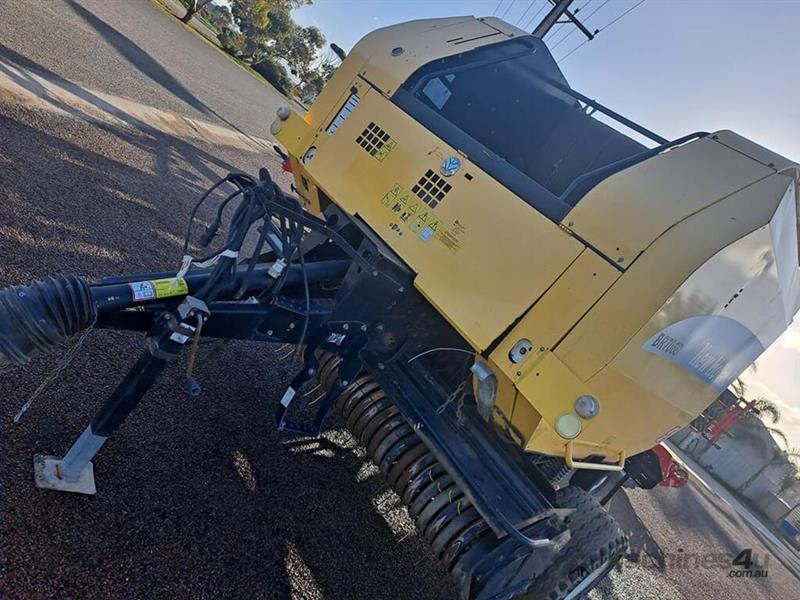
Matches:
[[356, 122, 396, 161], [327, 93, 360, 135], [412, 169, 452, 209]]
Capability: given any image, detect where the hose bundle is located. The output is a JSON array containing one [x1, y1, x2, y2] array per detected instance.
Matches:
[[182, 169, 305, 304], [0, 275, 95, 370]]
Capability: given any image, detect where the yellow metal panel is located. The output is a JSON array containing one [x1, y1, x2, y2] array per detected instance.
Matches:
[[513, 351, 625, 461], [300, 88, 584, 350], [566, 135, 774, 266], [490, 360, 520, 433], [515, 352, 588, 428], [524, 365, 691, 458], [713, 130, 799, 173], [272, 111, 315, 158], [358, 19, 517, 96], [304, 17, 527, 132], [557, 173, 793, 382], [509, 395, 542, 446], [490, 249, 620, 381], [542, 174, 796, 458], [304, 51, 370, 132]]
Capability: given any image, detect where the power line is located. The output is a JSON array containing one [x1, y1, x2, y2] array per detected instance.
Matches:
[[549, 0, 608, 50], [545, 18, 568, 42], [493, 0, 505, 16], [523, 1, 549, 31], [600, 0, 646, 31], [546, 0, 593, 47], [557, 0, 647, 63], [501, 0, 516, 19], [515, 0, 537, 26]]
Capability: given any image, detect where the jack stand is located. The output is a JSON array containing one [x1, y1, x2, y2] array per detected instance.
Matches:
[[33, 429, 103, 494], [32, 298, 209, 494]]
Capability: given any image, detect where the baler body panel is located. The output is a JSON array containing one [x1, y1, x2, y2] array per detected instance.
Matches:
[[297, 83, 585, 350], [275, 16, 800, 463]]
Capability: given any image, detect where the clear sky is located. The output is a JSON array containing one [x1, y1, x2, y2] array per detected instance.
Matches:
[[293, 0, 800, 446]]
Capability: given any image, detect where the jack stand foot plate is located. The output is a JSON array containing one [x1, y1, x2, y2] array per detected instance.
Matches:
[[33, 454, 97, 495]]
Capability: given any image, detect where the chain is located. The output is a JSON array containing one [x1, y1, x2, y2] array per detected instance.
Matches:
[[13, 318, 97, 423], [437, 379, 467, 425]]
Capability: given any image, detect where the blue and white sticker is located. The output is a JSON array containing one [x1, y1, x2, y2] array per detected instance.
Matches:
[[129, 281, 156, 302], [440, 155, 461, 177], [643, 315, 764, 392]]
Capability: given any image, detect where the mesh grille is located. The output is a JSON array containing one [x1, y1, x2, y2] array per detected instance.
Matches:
[[412, 169, 452, 209], [356, 122, 391, 157]]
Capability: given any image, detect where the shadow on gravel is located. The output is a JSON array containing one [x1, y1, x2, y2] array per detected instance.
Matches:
[[66, 0, 208, 116], [0, 111, 237, 279], [0, 100, 454, 598], [608, 490, 667, 571], [0, 44, 253, 184], [65, 0, 263, 143]]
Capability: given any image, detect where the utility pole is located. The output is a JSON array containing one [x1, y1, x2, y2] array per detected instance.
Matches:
[[533, 0, 595, 41]]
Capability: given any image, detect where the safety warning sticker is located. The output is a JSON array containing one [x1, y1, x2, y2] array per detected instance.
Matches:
[[129, 277, 189, 302], [375, 138, 397, 162], [438, 219, 465, 253], [380, 183, 449, 244]]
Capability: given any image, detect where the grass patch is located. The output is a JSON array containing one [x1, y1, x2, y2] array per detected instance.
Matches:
[[170, 0, 221, 34], [148, 0, 293, 103]]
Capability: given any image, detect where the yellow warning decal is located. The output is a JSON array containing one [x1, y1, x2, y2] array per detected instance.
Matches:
[[375, 139, 397, 162], [153, 277, 189, 298], [380, 183, 449, 244], [129, 277, 189, 302], [381, 183, 404, 207]]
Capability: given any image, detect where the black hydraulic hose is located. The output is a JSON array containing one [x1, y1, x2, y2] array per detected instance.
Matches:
[[0, 275, 95, 371]]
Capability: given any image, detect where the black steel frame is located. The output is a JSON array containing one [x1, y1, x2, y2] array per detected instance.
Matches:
[[58, 206, 560, 552]]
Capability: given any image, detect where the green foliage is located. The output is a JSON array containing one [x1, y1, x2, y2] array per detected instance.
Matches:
[[252, 59, 293, 95], [751, 397, 782, 425], [231, 0, 272, 34], [219, 27, 246, 56], [227, 0, 326, 97], [201, 3, 233, 32]]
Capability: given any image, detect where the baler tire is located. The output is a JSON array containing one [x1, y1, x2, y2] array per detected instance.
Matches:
[[520, 486, 627, 600]]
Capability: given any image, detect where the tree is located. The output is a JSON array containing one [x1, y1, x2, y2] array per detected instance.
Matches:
[[219, 27, 246, 57], [224, 0, 320, 97], [740, 448, 800, 493], [749, 397, 781, 425], [318, 48, 342, 82], [202, 3, 233, 32], [230, 0, 312, 47], [181, 0, 214, 24], [231, 0, 273, 38]]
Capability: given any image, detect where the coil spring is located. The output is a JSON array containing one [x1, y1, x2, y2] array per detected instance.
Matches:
[[316, 351, 496, 586]]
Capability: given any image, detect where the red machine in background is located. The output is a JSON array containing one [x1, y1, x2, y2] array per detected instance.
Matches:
[[653, 444, 689, 488]]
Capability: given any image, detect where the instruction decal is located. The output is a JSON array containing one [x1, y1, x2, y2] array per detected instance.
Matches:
[[380, 184, 442, 243], [438, 219, 465, 253], [129, 277, 189, 302]]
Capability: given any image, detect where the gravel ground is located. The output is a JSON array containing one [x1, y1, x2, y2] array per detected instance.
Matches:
[[0, 0, 288, 139], [2, 98, 798, 600], [0, 99, 455, 600], [1, 3, 799, 600]]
